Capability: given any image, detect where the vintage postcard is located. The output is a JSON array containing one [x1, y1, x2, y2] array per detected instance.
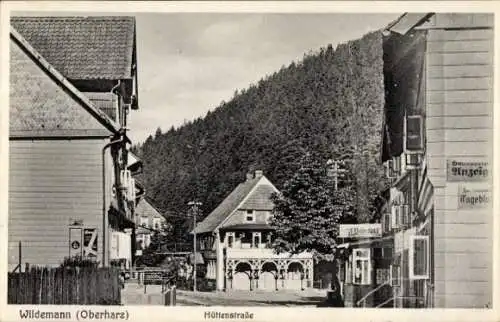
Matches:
[[0, 1, 498, 322]]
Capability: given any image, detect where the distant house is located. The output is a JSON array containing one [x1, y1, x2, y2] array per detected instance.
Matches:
[[134, 198, 168, 254], [8, 16, 141, 270], [193, 170, 314, 291]]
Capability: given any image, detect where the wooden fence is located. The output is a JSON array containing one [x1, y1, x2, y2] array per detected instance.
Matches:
[[8, 266, 121, 305]]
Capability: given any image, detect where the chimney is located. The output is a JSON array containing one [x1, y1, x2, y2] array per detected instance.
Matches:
[[255, 170, 263, 178], [246, 172, 254, 181]]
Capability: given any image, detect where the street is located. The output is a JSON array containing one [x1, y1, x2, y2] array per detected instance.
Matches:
[[121, 282, 327, 306]]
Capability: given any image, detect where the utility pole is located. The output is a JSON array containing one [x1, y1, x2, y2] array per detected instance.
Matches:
[[188, 201, 202, 292]]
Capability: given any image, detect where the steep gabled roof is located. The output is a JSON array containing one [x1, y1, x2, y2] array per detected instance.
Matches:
[[193, 178, 260, 234], [194, 174, 279, 234], [9, 27, 120, 137], [11, 16, 136, 80], [135, 198, 164, 219]]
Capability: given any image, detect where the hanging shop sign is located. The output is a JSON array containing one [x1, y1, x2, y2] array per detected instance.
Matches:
[[458, 185, 491, 209], [339, 224, 382, 239], [447, 160, 489, 182]]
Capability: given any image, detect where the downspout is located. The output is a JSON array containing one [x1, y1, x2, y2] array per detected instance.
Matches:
[[102, 135, 125, 267]]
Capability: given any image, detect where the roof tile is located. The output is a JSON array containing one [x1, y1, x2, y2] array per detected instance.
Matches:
[[11, 16, 135, 80]]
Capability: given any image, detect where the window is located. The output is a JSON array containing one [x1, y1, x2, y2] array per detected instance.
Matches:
[[139, 217, 148, 227], [405, 115, 424, 153], [252, 232, 261, 248], [227, 233, 234, 248], [265, 232, 273, 247], [240, 232, 252, 248], [245, 210, 255, 222], [153, 218, 161, 230], [409, 235, 430, 280], [353, 248, 371, 285], [383, 212, 391, 233]]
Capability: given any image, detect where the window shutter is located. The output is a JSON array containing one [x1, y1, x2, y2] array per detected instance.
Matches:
[[405, 115, 424, 153]]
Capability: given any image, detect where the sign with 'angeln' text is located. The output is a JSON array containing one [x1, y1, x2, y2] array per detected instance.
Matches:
[[447, 160, 489, 182], [339, 224, 382, 239], [458, 186, 491, 209]]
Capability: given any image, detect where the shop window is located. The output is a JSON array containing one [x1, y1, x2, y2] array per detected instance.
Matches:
[[353, 248, 371, 285], [409, 235, 430, 280], [245, 210, 255, 222]]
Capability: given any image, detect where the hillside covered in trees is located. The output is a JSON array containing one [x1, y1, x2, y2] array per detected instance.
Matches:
[[133, 31, 388, 243]]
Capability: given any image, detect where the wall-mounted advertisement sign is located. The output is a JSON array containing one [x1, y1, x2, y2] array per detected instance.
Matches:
[[447, 160, 489, 182], [339, 224, 382, 239], [458, 185, 490, 209]]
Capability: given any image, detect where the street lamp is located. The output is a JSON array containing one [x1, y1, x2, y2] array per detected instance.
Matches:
[[188, 201, 202, 292]]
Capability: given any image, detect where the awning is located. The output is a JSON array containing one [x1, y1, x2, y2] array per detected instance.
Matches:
[[337, 235, 394, 249]]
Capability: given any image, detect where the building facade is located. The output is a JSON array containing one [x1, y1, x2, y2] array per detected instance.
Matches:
[[134, 198, 168, 254], [193, 171, 314, 291], [8, 17, 141, 270], [380, 13, 493, 308]]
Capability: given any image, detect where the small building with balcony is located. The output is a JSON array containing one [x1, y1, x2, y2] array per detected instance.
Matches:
[[193, 170, 314, 291]]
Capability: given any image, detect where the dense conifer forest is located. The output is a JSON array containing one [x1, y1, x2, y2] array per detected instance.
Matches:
[[132, 31, 388, 243]]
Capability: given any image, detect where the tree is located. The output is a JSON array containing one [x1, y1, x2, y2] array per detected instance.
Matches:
[[270, 153, 354, 302]]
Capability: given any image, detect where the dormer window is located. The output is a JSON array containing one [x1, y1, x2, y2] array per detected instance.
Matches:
[[246, 210, 255, 222]]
